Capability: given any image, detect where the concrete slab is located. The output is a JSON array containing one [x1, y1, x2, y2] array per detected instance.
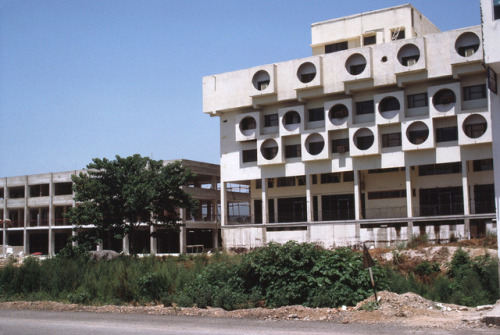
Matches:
[[482, 300, 500, 326]]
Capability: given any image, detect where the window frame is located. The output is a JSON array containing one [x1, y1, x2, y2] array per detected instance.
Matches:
[[407, 93, 428, 109], [355, 100, 374, 115], [264, 113, 279, 127]]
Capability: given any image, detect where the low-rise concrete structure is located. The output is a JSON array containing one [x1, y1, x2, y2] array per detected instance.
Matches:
[[204, 4, 496, 250], [0, 159, 233, 257]]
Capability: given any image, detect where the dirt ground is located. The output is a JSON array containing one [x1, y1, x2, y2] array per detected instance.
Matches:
[[0, 291, 497, 331]]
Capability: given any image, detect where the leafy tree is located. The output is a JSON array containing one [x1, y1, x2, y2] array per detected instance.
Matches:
[[66, 155, 196, 251]]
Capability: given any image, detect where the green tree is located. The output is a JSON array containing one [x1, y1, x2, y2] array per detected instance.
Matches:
[[66, 155, 196, 251]]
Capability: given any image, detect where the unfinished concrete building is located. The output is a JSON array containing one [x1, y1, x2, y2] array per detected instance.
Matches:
[[203, 4, 497, 250], [0, 159, 237, 256]]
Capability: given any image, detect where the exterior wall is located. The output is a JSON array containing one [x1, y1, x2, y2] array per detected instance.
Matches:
[[205, 4, 497, 251], [1, 160, 223, 257]]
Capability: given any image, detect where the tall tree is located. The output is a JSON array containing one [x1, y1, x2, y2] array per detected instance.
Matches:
[[66, 155, 197, 251]]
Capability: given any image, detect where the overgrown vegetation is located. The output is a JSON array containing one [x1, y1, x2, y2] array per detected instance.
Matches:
[[0, 242, 498, 310]]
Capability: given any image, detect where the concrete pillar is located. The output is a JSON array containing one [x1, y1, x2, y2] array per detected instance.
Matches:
[[464, 219, 471, 239], [23, 178, 28, 254], [405, 166, 413, 218], [121, 235, 129, 255], [212, 229, 218, 250], [150, 225, 157, 255], [179, 208, 187, 254], [220, 182, 227, 226], [353, 170, 361, 220], [462, 160, 471, 215], [72, 230, 78, 247], [306, 174, 313, 223], [317, 195, 323, 222], [261, 177, 268, 224], [407, 221, 414, 242], [49, 230, 55, 256], [2, 179, 6, 257]]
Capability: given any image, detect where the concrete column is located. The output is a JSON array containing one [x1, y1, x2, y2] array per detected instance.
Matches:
[[261, 177, 268, 224], [464, 219, 471, 239], [23, 178, 28, 254], [97, 240, 103, 252], [462, 160, 470, 215], [150, 225, 157, 255], [122, 234, 129, 255], [405, 166, 413, 218], [2, 225, 7, 257], [48, 173, 54, 256], [179, 226, 187, 254], [212, 229, 218, 250], [353, 170, 361, 220], [72, 230, 78, 247], [179, 208, 186, 254], [306, 174, 312, 223], [220, 182, 227, 226], [317, 195, 323, 222], [2, 179, 6, 257], [49, 230, 55, 256]]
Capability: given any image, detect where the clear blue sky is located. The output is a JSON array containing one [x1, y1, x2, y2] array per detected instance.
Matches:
[[0, 0, 480, 177]]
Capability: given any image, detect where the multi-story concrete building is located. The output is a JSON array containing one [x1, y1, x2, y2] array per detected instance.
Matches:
[[203, 4, 496, 250], [0, 159, 233, 256]]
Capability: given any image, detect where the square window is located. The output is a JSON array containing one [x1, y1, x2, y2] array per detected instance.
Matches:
[[325, 41, 348, 54], [242, 149, 257, 163], [355, 100, 374, 115], [264, 114, 278, 127], [407, 93, 428, 108], [308, 108, 325, 122], [331, 138, 349, 153], [382, 133, 402, 148], [363, 35, 376, 45], [285, 144, 301, 158], [435, 127, 458, 142]]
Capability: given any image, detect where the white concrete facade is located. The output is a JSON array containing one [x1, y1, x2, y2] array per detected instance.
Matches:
[[0, 159, 227, 257], [204, 4, 496, 250]]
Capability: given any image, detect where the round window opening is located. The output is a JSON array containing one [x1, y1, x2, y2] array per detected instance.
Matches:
[[455, 32, 480, 57], [239, 116, 256, 136], [297, 62, 317, 83], [305, 133, 325, 155], [463, 114, 487, 139], [345, 53, 367, 75], [252, 70, 270, 91], [260, 139, 279, 160], [329, 104, 348, 126], [353, 128, 374, 150], [397, 44, 420, 66], [406, 121, 429, 145], [432, 89, 456, 113], [283, 111, 301, 131], [378, 96, 400, 119]]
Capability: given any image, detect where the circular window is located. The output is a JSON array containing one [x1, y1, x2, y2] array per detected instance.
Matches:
[[282, 110, 301, 131], [305, 133, 325, 155], [378, 97, 400, 119], [345, 53, 366, 75], [297, 62, 316, 83], [240, 116, 256, 136], [463, 114, 487, 139], [252, 70, 270, 91], [406, 121, 429, 145], [432, 89, 456, 113], [455, 32, 480, 57], [397, 44, 420, 66], [260, 139, 279, 160], [353, 128, 374, 150], [328, 104, 348, 126]]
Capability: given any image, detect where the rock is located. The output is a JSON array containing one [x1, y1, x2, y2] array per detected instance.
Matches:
[[476, 305, 494, 311], [288, 314, 298, 319], [90, 250, 120, 260]]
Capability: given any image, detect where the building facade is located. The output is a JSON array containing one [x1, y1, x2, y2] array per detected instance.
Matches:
[[0, 159, 231, 256], [203, 4, 496, 250]]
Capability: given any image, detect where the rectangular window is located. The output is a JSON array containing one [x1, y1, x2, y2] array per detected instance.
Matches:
[[435, 126, 458, 142], [407, 93, 428, 108], [463, 84, 486, 101], [355, 100, 374, 115], [255, 179, 262, 189], [285, 144, 301, 158], [297, 176, 306, 186], [473, 159, 494, 172], [8, 186, 25, 199], [264, 114, 278, 127], [257, 80, 269, 90], [408, 130, 428, 145], [277, 177, 296, 187], [242, 149, 257, 163], [332, 138, 349, 153], [54, 182, 73, 195], [495, 0, 500, 20], [320, 173, 341, 184], [368, 190, 406, 200], [312, 174, 318, 184], [392, 29, 405, 40], [343, 171, 354, 182], [368, 168, 401, 174], [382, 133, 402, 148], [325, 41, 348, 54], [308, 108, 324, 122], [363, 35, 376, 45], [268, 179, 274, 188], [464, 123, 487, 138], [419, 163, 461, 176]]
